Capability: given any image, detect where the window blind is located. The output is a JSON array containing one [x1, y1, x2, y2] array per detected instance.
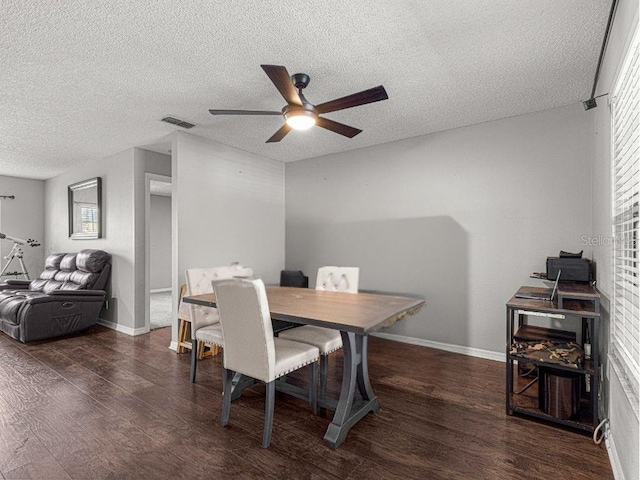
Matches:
[[611, 26, 639, 398]]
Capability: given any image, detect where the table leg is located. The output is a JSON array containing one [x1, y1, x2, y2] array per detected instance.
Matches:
[[324, 331, 379, 449], [356, 335, 377, 406], [230, 372, 256, 401]]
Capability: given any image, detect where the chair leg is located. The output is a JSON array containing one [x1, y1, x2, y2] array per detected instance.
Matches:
[[262, 381, 275, 448], [177, 320, 186, 354], [320, 354, 329, 397], [309, 361, 318, 415], [221, 368, 234, 427], [190, 339, 198, 383]]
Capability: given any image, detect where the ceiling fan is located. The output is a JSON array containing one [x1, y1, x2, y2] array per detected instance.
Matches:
[[209, 64, 388, 143]]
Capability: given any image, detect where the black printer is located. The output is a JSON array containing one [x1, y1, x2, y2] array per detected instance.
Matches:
[[546, 251, 595, 282]]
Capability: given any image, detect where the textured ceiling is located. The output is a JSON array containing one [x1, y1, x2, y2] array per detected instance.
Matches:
[[1, 0, 611, 180]]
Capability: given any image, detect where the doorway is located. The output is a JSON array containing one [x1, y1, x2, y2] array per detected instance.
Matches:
[[145, 173, 172, 331]]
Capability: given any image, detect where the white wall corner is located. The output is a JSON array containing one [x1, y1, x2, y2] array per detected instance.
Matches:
[[605, 426, 627, 480], [98, 319, 149, 336]]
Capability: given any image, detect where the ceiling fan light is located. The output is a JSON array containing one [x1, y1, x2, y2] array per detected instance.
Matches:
[[285, 111, 316, 130]]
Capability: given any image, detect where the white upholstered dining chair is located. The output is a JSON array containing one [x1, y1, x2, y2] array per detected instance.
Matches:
[[185, 264, 253, 382], [214, 278, 319, 448], [278, 266, 359, 396]]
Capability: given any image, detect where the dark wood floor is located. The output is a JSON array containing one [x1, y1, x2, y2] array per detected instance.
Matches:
[[0, 326, 613, 480]]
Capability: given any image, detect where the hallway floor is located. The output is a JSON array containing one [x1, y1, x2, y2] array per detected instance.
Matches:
[[150, 291, 172, 330]]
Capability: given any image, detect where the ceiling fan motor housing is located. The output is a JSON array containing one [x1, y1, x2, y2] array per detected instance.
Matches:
[[291, 73, 310, 90]]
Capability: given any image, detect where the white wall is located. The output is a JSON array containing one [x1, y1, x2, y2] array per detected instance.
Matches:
[[0, 175, 45, 279], [44, 149, 136, 329], [172, 132, 285, 342], [149, 194, 171, 290], [590, 0, 639, 478], [286, 103, 593, 356]]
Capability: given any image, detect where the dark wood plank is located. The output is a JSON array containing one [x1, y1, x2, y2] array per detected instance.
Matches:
[[0, 327, 613, 480], [4, 454, 71, 480]]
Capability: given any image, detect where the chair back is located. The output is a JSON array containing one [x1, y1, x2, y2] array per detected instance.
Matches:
[[280, 270, 309, 288], [185, 265, 253, 337], [213, 279, 275, 382], [315, 266, 359, 293]]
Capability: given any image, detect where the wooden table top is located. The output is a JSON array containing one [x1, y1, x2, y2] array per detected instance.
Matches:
[[184, 286, 425, 335]]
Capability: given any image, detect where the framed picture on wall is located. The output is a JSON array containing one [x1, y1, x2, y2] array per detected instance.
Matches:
[[68, 177, 102, 239]]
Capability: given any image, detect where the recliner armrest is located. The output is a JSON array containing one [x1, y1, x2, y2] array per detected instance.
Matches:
[[26, 290, 106, 304], [49, 289, 106, 297], [4, 279, 31, 287]]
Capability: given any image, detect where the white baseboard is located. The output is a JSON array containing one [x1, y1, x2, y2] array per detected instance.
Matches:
[[371, 332, 505, 363], [168, 341, 178, 352], [150, 288, 171, 293], [605, 426, 626, 480], [98, 319, 149, 336]]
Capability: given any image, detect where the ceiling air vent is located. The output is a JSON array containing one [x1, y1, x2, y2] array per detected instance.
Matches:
[[161, 117, 195, 129]]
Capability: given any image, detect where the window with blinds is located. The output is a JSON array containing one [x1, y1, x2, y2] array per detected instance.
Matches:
[[611, 26, 639, 398]]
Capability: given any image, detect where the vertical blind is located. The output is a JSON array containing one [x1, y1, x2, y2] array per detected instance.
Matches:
[[611, 26, 639, 397]]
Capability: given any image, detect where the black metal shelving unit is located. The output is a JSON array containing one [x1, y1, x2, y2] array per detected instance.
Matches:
[[505, 284, 601, 432]]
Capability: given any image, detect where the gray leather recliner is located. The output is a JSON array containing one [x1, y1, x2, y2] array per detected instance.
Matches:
[[0, 249, 111, 343]]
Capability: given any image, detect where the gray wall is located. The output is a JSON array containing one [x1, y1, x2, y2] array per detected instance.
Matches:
[[43, 147, 171, 334], [171, 132, 285, 342], [44, 149, 136, 330], [133, 149, 171, 330], [590, 0, 639, 478], [173, 132, 285, 286], [0, 175, 45, 280], [286, 103, 593, 355], [149, 194, 171, 290]]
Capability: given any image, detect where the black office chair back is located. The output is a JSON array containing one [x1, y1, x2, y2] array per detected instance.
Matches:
[[280, 270, 309, 288], [275, 270, 308, 334]]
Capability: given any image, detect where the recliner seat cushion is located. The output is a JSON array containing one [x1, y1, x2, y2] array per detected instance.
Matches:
[[43, 281, 64, 294], [29, 278, 50, 291]]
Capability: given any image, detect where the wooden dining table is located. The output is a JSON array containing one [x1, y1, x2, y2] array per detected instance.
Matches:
[[183, 286, 425, 448]]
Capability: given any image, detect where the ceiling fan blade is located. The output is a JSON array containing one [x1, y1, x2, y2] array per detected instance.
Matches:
[[261, 65, 302, 106], [209, 109, 281, 116], [266, 124, 292, 143], [316, 117, 362, 138], [315, 85, 388, 114]]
